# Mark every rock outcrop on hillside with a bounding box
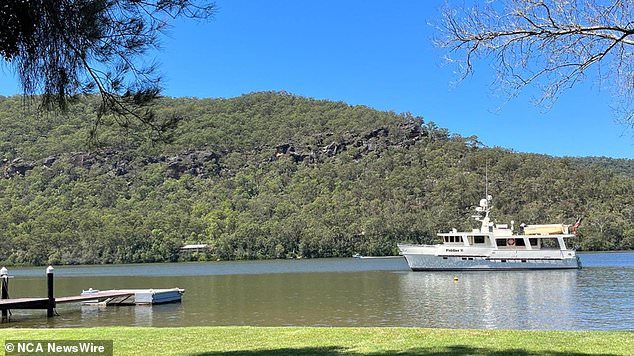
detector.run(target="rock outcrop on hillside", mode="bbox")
[1,120,428,180]
[1,158,35,178]
[272,120,427,164]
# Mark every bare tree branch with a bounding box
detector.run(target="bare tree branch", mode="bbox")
[437,0,634,128]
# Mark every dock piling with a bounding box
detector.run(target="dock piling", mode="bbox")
[46,266,55,317]
[1,267,8,320]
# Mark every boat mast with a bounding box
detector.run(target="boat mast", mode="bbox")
[485,161,489,202]
[476,161,491,233]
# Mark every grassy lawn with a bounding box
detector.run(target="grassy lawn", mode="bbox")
[1,327,632,355]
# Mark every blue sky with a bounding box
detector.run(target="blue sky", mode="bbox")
[1,0,632,158]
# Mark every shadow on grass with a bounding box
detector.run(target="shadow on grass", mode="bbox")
[193,345,617,356]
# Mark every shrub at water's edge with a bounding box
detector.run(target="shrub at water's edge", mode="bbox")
[0,92,633,265]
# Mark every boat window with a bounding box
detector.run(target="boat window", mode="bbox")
[455,236,462,243]
[530,238,539,246]
[444,237,448,243]
[541,239,560,249]
[497,239,507,247]
[515,238,526,247]
[474,236,485,244]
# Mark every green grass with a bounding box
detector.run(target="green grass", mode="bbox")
[0,327,632,355]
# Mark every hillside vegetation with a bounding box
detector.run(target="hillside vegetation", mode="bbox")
[0,92,632,265]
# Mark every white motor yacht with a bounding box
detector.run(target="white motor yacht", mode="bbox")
[398,196,581,271]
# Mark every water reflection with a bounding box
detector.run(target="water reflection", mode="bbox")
[397,271,577,329]
[1,253,633,330]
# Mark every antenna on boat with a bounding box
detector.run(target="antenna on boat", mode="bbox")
[485,160,488,202]
[473,160,493,231]
[484,160,492,204]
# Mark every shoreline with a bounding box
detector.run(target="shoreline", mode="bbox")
[3,250,633,269]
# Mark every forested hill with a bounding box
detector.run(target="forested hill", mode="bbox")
[0,92,633,266]
[571,157,634,178]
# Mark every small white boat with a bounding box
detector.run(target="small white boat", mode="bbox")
[398,195,581,271]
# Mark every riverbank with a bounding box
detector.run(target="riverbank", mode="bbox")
[1,327,632,355]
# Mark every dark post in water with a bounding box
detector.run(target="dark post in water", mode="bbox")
[47,265,55,317]
[1,266,8,320]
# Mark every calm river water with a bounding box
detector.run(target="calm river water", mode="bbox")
[1,252,633,330]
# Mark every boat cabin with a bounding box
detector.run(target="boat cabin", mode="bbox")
[437,195,576,252]
[438,231,572,251]
[440,234,489,246]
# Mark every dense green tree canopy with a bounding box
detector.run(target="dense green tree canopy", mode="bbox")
[0,92,632,265]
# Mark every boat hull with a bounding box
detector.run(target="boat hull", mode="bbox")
[402,253,580,271]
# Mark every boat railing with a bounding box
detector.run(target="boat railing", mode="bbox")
[398,243,437,249]
[496,246,566,252]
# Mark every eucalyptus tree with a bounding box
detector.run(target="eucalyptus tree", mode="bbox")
[438,0,634,127]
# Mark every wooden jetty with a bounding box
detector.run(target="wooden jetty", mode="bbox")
[1,266,184,322]
[0,291,135,309]
[1,265,60,319]
[1,297,50,310]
